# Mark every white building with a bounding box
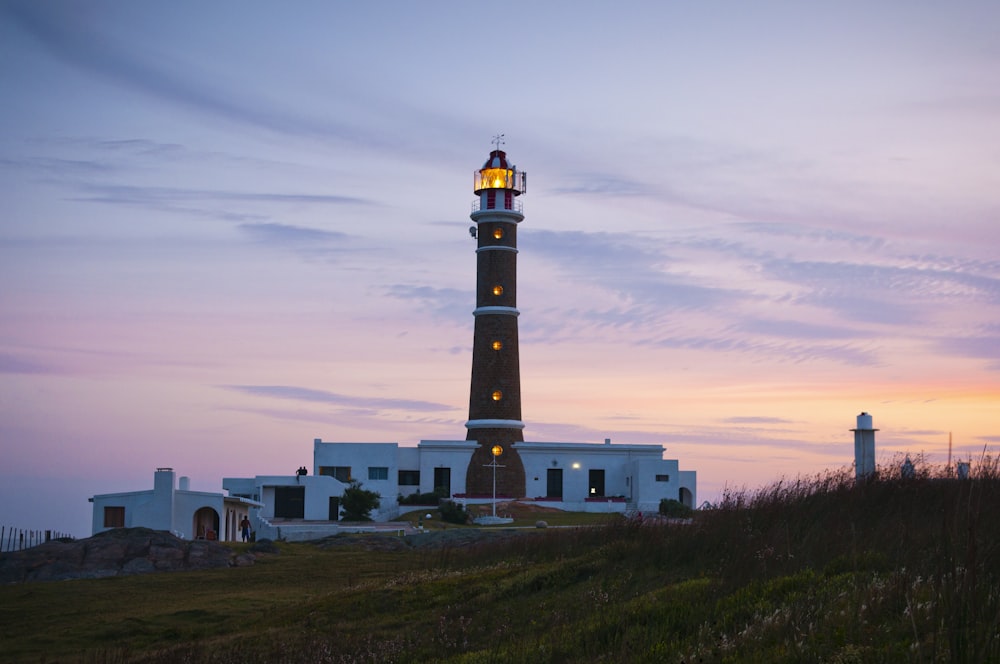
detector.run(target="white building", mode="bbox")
[89,468,260,541]
[217,436,696,540]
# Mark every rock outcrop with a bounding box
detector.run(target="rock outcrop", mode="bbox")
[0,528,256,583]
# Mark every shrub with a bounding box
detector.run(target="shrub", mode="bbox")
[659,498,694,518]
[398,492,441,506]
[339,482,381,521]
[438,500,469,525]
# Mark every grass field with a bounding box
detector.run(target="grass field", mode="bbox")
[1,458,998,663]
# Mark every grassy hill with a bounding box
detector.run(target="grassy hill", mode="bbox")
[1,459,997,663]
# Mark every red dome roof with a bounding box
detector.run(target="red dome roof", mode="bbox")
[482,150,512,169]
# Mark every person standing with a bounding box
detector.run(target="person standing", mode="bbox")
[240,516,251,542]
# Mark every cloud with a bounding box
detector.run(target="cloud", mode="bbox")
[382,285,469,323]
[637,334,881,367]
[223,385,454,413]
[72,183,370,208]
[549,173,651,197]
[60,183,372,225]
[5,3,378,147]
[932,333,1000,362]
[237,223,350,246]
[723,416,797,425]
[0,353,54,375]
[0,155,115,176]
[736,318,867,341]
[527,229,743,311]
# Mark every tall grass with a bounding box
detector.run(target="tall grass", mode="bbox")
[2,457,997,663]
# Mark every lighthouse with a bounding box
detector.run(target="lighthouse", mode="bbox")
[851,411,878,481]
[464,137,527,497]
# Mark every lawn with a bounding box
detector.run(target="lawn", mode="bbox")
[2,460,998,663]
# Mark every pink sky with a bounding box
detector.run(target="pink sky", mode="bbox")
[1,2,998,537]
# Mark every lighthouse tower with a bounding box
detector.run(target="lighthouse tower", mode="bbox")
[464,138,527,497]
[851,411,878,481]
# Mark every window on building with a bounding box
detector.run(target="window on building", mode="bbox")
[104,506,125,528]
[492,340,502,351]
[589,469,606,497]
[368,466,389,481]
[656,474,671,482]
[319,466,351,483]
[398,470,420,486]
[492,285,503,296]
[492,390,503,401]
[493,227,503,239]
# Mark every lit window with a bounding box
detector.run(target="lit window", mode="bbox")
[492,390,502,401]
[493,227,503,239]
[492,285,503,296]
[368,466,389,481]
[492,340,502,351]
[320,466,352,483]
[480,167,511,189]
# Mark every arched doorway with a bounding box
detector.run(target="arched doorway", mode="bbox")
[193,507,220,540]
[678,487,693,509]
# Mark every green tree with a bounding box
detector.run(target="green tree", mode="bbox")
[340,482,381,521]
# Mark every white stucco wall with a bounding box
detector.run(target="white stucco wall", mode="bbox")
[90,469,234,540]
[417,440,478,497]
[313,440,398,498]
[397,446,421,496]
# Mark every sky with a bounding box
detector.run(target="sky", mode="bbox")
[1,1,998,538]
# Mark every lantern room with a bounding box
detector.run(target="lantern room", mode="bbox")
[474,150,526,195]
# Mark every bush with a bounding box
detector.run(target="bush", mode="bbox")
[659,498,694,518]
[438,500,469,525]
[340,482,381,521]
[398,492,441,506]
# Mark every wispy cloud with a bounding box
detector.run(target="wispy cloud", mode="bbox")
[223,385,454,413]
[72,183,370,208]
[527,229,743,311]
[382,285,469,324]
[549,173,651,197]
[5,3,380,147]
[723,416,797,425]
[0,353,55,375]
[237,223,350,246]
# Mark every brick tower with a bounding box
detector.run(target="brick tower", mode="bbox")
[464,138,527,497]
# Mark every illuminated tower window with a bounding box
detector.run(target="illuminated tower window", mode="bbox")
[492,340,502,351]
[493,227,503,239]
[492,390,503,401]
[492,285,503,296]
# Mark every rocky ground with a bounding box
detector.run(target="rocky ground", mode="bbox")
[0,526,531,583]
[0,527,261,583]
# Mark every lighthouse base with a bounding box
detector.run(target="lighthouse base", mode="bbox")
[465,429,526,497]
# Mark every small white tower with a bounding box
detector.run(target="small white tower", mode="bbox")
[851,412,877,480]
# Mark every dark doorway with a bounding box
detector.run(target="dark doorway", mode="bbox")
[588,469,605,498]
[546,468,563,498]
[193,507,220,540]
[433,467,451,497]
[679,487,693,508]
[274,486,305,518]
[328,496,340,521]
